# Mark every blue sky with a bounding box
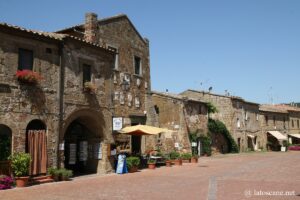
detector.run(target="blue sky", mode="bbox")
[1,0,299,104]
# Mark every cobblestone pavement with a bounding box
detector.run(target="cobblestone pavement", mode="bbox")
[1,152,299,200]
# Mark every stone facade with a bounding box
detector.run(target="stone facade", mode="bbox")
[151,91,208,153]
[58,13,151,154]
[0,22,116,174]
[181,90,262,152]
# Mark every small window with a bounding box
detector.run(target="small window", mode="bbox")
[108,46,118,69]
[273,116,276,125]
[134,56,141,75]
[18,48,33,70]
[154,105,159,115]
[256,113,259,121]
[265,116,268,125]
[292,120,294,128]
[245,111,248,121]
[237,118,240,128]
[83,64,91,84]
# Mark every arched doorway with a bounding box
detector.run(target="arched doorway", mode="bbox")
[26,120,47,175]
[63,118,102,175]
[0,125,12,175]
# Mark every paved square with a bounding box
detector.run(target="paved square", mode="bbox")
[1,152,299,200]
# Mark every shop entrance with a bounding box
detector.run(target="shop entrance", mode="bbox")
[64,120,100,175]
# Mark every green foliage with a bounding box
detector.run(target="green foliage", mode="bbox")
[9,152,31,177]
[169,151,180,160]
[207,102,218,115]
[57,168,73,178]
[189,132,198,143]
[0,135,11,161]
[47,167,57,176]
[147,159,156,164]
[181,153,192,160]
[126,156,140,169]
[199,135,212,156]
[208,119,239,153]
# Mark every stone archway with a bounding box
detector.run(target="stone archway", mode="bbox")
[26,119,48,175]
[61,109,107,175]
[0,124,12,175]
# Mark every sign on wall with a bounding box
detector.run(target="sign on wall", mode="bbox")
[113,117,123,131]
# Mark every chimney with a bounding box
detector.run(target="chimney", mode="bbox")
[84,13,98,43]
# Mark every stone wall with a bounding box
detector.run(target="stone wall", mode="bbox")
[0,31,61,167]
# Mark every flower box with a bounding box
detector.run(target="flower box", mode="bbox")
[84,82,96,94]
[15,70,42,84]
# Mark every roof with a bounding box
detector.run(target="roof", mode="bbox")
[288,133,300,139]
[274,104,300,113]
[0,23,115,53]
[259,104,289,114]
[181,89,244,101]
[267,131,287,140]
[56,14,148,44]
[151,90,207,104]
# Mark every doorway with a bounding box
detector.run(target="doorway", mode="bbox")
[26,120,47,176]
[64,120,100,175]
[0,125,12,175]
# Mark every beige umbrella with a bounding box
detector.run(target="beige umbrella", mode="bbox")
[119,125,171,136]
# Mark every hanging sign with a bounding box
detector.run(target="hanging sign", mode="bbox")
[69,143,76,165]
[116,154,128,174]
[113,117,123,131]
[192,142,197,147]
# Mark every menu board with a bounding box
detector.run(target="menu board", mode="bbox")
[79,141,88,161]
[69,143,76,165]
[94,143,102,160]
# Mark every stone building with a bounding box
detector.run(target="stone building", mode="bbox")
[0,19,119,175]
[151,91,208,154]
[259,104,300,148]
[181,89,261,152]
[57,13,151,155]
[259,105,289,151]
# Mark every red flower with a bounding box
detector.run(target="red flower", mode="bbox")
[15,70,43,84]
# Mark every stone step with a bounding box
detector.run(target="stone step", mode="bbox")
[29,175,54,185]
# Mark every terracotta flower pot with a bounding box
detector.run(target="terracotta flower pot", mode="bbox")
[15,176,29,187]
[165,160,172,167]
[191,157,198,163]
[129,166,138,173]
[148,163,156,169]
[173,159,182,166]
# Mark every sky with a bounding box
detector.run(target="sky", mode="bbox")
[0,0,299,104]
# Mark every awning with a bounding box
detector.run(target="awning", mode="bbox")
[288,133,300,139]
[247,134,255,139]
[267,131,287,140]
[119,125,171,136]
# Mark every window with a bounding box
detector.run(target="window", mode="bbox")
[265,116,268,125]
[18,48,33,70]
[273,116,276,125]
[83,64,91,84]
[256,113,259,121]
[245,111,248,121]
[108,46,118,69]
[154,105,160,115]
[292,120,294,128]
[237,118,240,128]
[134,56,141,75]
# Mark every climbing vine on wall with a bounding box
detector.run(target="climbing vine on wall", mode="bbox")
[208,118,239,153]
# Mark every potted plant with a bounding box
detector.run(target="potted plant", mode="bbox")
[126,156,140,173]
[147,159,156,169]
[47,167,57,180]
[9,152,31,187]
[181,153,192,163]
[170,151,182,166]
[84,82,96,94]
[60,168,73,181]
[0,175,14,190]
[191,154,199,163]
[15,70,43,84]
[164,154,172,167]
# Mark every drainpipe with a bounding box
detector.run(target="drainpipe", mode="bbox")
[57,41,65,168]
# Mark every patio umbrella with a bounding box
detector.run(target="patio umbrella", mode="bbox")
[119,125,171,136]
